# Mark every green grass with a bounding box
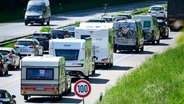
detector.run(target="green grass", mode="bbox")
[97,34,184,103]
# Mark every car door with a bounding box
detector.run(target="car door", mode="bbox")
[34,40,43,56]
[11,49,20,67]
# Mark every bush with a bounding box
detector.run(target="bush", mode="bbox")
[40,27,52,32]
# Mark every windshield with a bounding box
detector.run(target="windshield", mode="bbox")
[150,7,163,11]
[32,34,50,39]
[26,68,54,80]
[16,41,34,46]
[55,49,79,60]
[0,50,10,55]
[143,21,151,28]
[27,5,43,12]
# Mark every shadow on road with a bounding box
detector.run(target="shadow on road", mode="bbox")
[89,78,109,84]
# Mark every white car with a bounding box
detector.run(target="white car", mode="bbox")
[148,5,167,19]
[101,16,115,23]
[0,48,20,70]
[14,39,43,57]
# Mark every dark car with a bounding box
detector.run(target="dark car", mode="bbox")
[32,32,52,50]
[63,26,76,37]
[158,19,169,38]
[0,89,16,104]
[0,53,8,76]
[50,28,70,39]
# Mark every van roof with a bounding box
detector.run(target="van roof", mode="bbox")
[50,38,85,43]
[79,23,114,29]
[21,56,64,66]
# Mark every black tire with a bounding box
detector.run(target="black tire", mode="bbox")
[58,94,62,99]
[41,22,44,26]
[5,70,8,75]
[84,75,89,80]
[24,96,28,100]
[68,86,71,93]
[0,71,3,76]
[47,19,50,25]
[25,22,28,26]
[8,65,15,70]
[92,69,95,75]
[152,40,155,45]
[141,46,144,52]
[31,23,33,26]
[135,48,139,53]
[156,39,160,44]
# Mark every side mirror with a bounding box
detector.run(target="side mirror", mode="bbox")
[12,95,16,98]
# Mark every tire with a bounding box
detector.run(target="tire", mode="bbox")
[41,22,44,26]
[68,85,71,93]
[31,23,33,26]
[135,48,139,53]
[92,69,95,75]
[0,71,3,76]
[25,22,28,26]
[152,40,155,45]
[156,39,160,44]
[58,94,62,99]
[5,70,8,75]
[47,19,50,25]
[141,46,144,52]
[84,75,89,80]
[8,65,15,70]
[24,96,28,100]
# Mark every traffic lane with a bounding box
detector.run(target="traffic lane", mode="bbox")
[0,31,178,104]
[0,1,166,41]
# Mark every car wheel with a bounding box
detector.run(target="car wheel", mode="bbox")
[157,39,160,44]
[141,46,144,52]
[25,22,28,26]
[8,65,15,70]
[135,48,139,53]
[24,95,28,100]
[0,71,3,76]
[84,75,89,80]
[47,19,50,25]
[58,94,62,99]
[5,70,8,75]
[41,22,44,26]
[152,40,155,45]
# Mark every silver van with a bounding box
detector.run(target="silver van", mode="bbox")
[24,0,51,26]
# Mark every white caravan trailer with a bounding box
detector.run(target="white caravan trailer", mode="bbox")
[21,56,71,100]
[75,23,114,68]
[49,38,94,80]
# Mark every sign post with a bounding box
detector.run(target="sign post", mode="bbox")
[74,79,91,104]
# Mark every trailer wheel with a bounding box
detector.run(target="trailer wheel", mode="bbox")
[0,72,3,76]
[156,39,160,44]
[84,75,89,80]
[24,96,28,100]
[5,70,8,75]
[58,94,62,99]
[141,46,144,52]
[152,41,155,45]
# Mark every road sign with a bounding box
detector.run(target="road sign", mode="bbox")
[74,79,91,98]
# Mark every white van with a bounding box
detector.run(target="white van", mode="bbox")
[75,23,114,68]
[21,56,71,100]
[49,38,94,80]
[133,15,160,44]
[114,19,144,53]
[24,0,51,26]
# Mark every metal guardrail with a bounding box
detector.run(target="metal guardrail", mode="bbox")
[0,35,31,47]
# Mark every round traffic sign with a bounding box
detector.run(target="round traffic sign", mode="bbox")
[74,79,91,98]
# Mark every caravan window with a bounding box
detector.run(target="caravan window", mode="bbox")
[26,68,54,80]
[81,35,90,39]
[55,49,79,60]
[143,21,151,28]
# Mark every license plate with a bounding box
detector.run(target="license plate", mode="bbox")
[35,87,44,91]
[20,49,28,52]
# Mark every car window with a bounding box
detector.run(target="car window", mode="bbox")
[51,30,66,39]
[34,40,39,45]
[143,21,151,28]
[5,91,11,98]
[151,7,163,11]
[11,49,15,54]
[16,41,34,46]
[0,54,3,59]
[0,92,5,98]
[0,50,10,55]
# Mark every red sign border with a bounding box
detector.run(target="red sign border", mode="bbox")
[74,79,91,98]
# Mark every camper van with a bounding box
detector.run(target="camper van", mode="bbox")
[49,38,95,80]
[113,19,144,53]
[75,23,114,68]
[21,56,71,100]
[24,0,51,26]
[133,15,160,44]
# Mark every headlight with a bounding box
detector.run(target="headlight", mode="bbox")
[24,15,27,19]
[39,16,43,19]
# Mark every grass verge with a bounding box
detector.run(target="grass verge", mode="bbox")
[97,32,184,104]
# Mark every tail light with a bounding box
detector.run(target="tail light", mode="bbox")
[152,30,154,38]
[9,54,14,59]
[45,40,49,42]
[101,58,108,62]
[29,46,35,49]
[14,45,19,49]
[136,37,138,45]
[0,60,2,64]
[45,87,58,91]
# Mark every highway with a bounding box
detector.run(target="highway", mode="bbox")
[0,1,176,104]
